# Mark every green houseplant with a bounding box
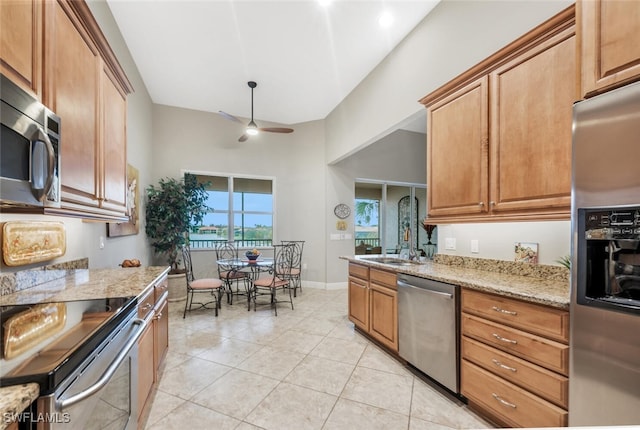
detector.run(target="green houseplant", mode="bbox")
[145,173,209,274]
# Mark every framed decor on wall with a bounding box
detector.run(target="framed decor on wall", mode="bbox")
[107,164,140,237]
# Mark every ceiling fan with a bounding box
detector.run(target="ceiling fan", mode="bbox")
[218,81,294,142]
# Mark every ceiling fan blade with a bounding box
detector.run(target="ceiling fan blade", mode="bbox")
[218,111,244,124]
[238,133,249,142]
[259,127,294,134]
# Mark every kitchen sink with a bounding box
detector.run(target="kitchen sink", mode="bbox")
[361,257,422,266]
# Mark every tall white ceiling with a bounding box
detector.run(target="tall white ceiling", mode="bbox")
[106,0,439,126]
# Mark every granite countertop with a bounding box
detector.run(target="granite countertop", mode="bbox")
[0,266,171,427]
[341,255,569,309]
[0,266,170,306]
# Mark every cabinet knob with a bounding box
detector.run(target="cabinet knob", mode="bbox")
[479,202,484,207]
[490,201,496,206]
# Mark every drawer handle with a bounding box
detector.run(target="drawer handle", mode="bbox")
[492,393,517,408]
[141,303,153,312]
[492,358,517,372]
[492,333,517,344]
[492,306,517,316]
[155,312,163,320]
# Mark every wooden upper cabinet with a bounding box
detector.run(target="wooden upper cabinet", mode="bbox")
[421,6,575,223]
[580,0,640,97]
[489,27,575,214]
[101,66,128,213]
[427,77,489,218]
[42,0,133,220]
[47,0,101,209]
[0,0,42,97]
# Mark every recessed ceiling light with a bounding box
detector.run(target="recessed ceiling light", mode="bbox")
[378,11,393,28]
[318,0,333,7]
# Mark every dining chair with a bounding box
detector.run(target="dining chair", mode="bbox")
[215,241,249,305]
[250,243,294,316]
[355,242,367,255]
[281,240,305,297]
[181,245,224,318]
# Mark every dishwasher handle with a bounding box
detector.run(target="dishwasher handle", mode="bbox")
[397,280,453,299]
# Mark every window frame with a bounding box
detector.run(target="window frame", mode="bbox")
[183,170,277,250]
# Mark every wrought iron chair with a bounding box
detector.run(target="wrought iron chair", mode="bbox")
[182,245,224,318]
[250,243,294,316]
[281,240,305,297]
[215,241,249,304]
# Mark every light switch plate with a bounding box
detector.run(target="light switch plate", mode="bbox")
[471,239,479,253]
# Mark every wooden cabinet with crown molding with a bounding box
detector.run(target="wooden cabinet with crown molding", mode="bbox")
[421,6,575,223]
[43,0,133,220]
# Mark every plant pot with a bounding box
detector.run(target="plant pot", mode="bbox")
[167,272,187,302]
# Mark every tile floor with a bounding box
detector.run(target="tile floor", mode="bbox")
[143,286,494,430]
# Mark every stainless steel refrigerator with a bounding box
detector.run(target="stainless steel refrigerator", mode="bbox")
[571,80,640,426]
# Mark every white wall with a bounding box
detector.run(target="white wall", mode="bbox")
[437,221,571,265]
[150,104,327,281]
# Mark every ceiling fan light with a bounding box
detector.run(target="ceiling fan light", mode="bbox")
[246,120,259,135]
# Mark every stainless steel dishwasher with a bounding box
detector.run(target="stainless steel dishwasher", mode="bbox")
[397,273,459,393]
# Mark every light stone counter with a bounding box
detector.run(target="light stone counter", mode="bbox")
[0,266,170,306]
[341,255,569,309]
[0,383,39,430]
[0,266,171,426]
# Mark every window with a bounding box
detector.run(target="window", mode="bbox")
[188,173,274,249]
[354,198,380,248]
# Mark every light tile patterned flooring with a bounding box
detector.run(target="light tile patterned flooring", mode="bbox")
[143,287,494,430]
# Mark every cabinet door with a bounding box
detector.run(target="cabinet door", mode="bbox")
[369,283,398,351]
[427,76,489,217]
[348,276,369,331]
[490,27,575,215]
[100,66,127,213]
[137,322,154,421]
[0,0,41,96]
[154,297,169,378]
[580,0,640,97]
[46,1,100,208]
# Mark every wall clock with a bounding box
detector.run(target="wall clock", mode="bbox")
[334,203,351,219]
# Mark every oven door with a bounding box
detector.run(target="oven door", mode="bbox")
[35,314,146,430]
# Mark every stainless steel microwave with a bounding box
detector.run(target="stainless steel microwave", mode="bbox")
[0,74,61,208]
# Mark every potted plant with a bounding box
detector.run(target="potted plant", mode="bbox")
[145,173,209,301]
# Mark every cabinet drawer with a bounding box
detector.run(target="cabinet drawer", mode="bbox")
[462,336,568,408]
[462,313,568,375]
[138,288,155,320]
[349,263,369,280]
[462,360,567,428]
[154,277,168,302]
[462,289,569,343]
[370,268,396,290]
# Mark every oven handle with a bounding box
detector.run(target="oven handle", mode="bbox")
[56,318,147,411]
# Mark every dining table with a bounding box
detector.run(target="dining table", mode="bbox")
[216,257,274,310]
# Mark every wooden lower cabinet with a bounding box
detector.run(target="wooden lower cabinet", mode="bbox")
[347,263,398,353]
[461,288,569,427]
[137,275,169,427]
[137,319,155,422]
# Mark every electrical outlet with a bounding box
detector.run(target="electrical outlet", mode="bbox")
[471,239,479,253]
[445,237,456,250]
[99,236,105,250]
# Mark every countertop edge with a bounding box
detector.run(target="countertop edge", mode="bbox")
[341,256,569,310]
[0,383,39,430]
